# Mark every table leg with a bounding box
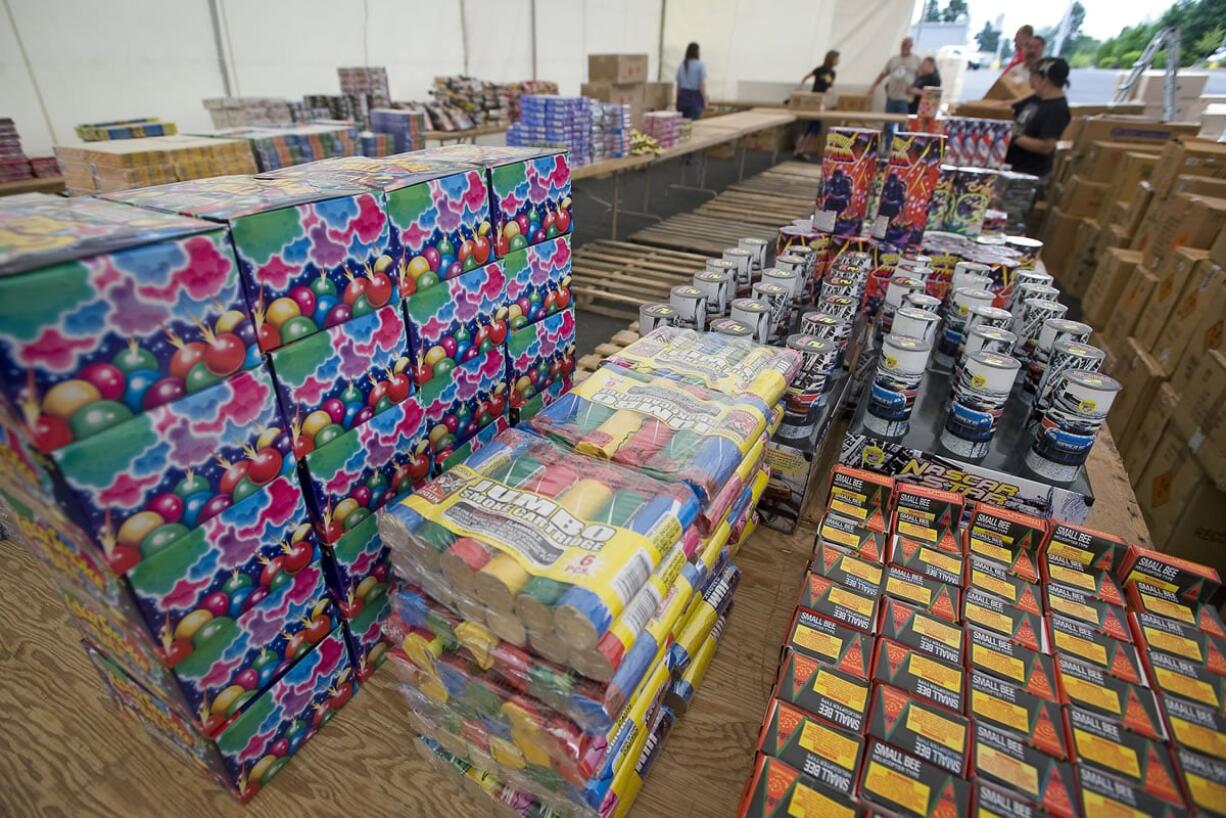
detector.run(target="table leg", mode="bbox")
[737,142,747,181]
[610,173,621,240]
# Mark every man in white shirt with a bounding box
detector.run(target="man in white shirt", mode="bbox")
[870,37,921,142]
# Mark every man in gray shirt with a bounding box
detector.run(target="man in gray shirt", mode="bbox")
[870,37,920,142]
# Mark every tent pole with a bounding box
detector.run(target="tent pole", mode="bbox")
[530,0,538,80]
[657,0,667,81]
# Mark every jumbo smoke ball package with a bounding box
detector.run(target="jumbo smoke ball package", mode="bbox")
[814,128,879,238]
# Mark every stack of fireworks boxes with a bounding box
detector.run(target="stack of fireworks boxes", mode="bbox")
[0,144,573,801]
[376,327,799,817]
[739,463,1226,818]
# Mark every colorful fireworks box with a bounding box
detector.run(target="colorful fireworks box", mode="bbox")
[1048,614,1144,684]
[858,738,969,818]
[1053,653,1166,739]
[771,648,872,733]
[737,753,865,818]
[814,128,879,238]
[940,117,1013,169]
[883,565,961,625]
[965,555,1043,615]
[1064,706,1184,807]
[870,132,944,248]
[871,637,964,712]
[969,722,1077,818]
[1125,580,1226,638]
[756,697,865,797]
[784,606,874,682]
[966,503,1046,582]
[810,541,885,598]
[877,595,963,666]
[962,588,1045,651]
[506,307,576,423]
[1078,765,1188,818]
[826,466,893,532]
[1117,545,1222,606]
[965,625,1057,701]
[967,668,1067,759]
[867,683,969,776]
[892,484,962,556]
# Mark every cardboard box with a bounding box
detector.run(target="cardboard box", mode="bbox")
[1070,118,1198,156]
[643,81,674,112]
[587,53,648,85]
[828,465,893,531]
[1171,172,1226,200]
[581,81,646,127]
[1038,206,1080,282]
[965,504,1045,579]
[1061,175,1109,217]
[883,565,961,625]
[772,648,872,733]
[1082,141,1161,184]
[967,669,1067,759]
[1107,337,1167,453]
[1082,248,1142,328]
[1137,426,1226,561]
[1147,648,1226,713]
[890,537,962,587]
[1144,193,1226,273]
[1121,181,1154,240]
[868,684,970,776]
[970,722,1077,818]
[1125,383,1178,480]
[1169,274,1226,395]
[859,739,970,818]
[788,91,827,112]
[966,554,1043,614]
[1152,256,1224,375]
[1172,349,1226,490]
[1053,653,1168,740]
[833,93,870,112]
[984,63,1035,101]
[1099,150,1159,210]
[1047,613,1145,684]
[1104,265,1158,355]
[1135,247,1212,348]
[1066,217,1102,297]
[1150,138,1226,198]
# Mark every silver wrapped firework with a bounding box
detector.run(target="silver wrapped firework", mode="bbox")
[780,334,840,436]
[1025,318,1092,394]
[1026,370,1121,482]
[639,302,680,335]
[751,280,792,344]
[1032,339,1105,418]
[729,297,772,344]
[865,334,931,437]
[669,284,708,331]
[941,350,1020,459]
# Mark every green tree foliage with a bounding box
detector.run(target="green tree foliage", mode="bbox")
[1080,0,1226,68]
[976,22,1001,52]
[923,0,941,23]
[942,0,969,23]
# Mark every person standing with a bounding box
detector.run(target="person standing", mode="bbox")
[676,42,707,120]
[870,37,921,143]
[1004,25,1034,72]
[1006,57,1072,179]
[793,50,840,159]
[908,56,942,114]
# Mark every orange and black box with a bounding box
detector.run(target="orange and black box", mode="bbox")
[965,554,1043,616]
[785,607,874,682]
[1064,706,1185,808]
[1044,582,1132,641]
[1046,613,1144,684]
[1144,647,1226,717]
[1041,551,1125,607]
[967,668,1067,759]
[969,721,1079,818]
[858,738,969,818]
[1077,765,1190,818]
[1041,521,1128,572]
[737,753,866,818]
[1117,545,1222,607]
[871,637,964,712]
[965,503,1045,582]
[1053,653,1167,741]
[883,565,961,624]
[827,465,894,532]
[971,779,1051,818]
[892,484,963,555]
[962,587,1045,652]
[867,683,969,777]
[773,647,872,733]
[1162,694,1226,760]
[811,540,885,597]
[889,536,962,587]
[965,625,1058,700]
[797,571,879,634]
[756,697,866,798]
[1175,746,1226,817]
[1126,580,1226,638]
[1131,610,1226,678]
[878,596,963,667]
[818,512,888,564]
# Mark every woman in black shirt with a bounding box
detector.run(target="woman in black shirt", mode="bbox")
[794,50,839,159]
[1005,57,1072,178]
[908,56,942,114]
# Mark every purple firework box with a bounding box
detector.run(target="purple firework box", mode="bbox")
[107,176,395,353]
[419,145,572,258]
[85,625,355,801]
[502,234,574,328]
[506,306,576,422]
[267,301,413,453]
[320,509,392,681]
[418,345,509,467]
[404,259,508,389]
[266,154,493,295]
[0,194,259,456]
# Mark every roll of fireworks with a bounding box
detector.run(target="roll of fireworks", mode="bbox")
[781,334,839,434]
[665,609,729,715]
[941,350,1020,459]
[669,285,709,331]
[945,167,997,236]
[1026,370,1121,482]
[950,261,992,300]
[638,303,680,335]
[762,265,802,305]
[738,237,768,271]
[936,287,994,363]
[708,317,756,340]
[800,310,852,362]
[892,305,940,346]
[789,245,818,299]
[865,334,931,437]
[1004,236,1043,268]
[815,127,880,236]
[1014,298,1067,359]
[1024,318,1092,394]
[982,209,1008,236]
[820,293,859,330]
[1032,338,1105,418]
[1007,283,1059,323]
[962,325,1017,361]
[751,281,793,344]
[1007,270,1054,310]
[692,270,730,318]
[729,298,772,345]
[880,275,924,334]
[871,131,946,247]
[962,304,1013,350]
[821,274,859,301]
[722,248,754,289]
[904,292,941,313]
[927,165,957,231]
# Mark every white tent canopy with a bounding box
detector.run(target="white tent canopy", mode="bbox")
[2,0,917,155]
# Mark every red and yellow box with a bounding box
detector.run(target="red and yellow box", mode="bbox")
[965,626,1058,700]
[858,738,969,818]
[1117,545,1221,606]
[1047,613,1144,684]
[971,779,1050,818]
[1126,580,1226,638]
[878,596,963,667]
[810,541,885,597]
[867,684,969,777]
[827,466,893,532]
[889,536,962,587]
[966,504,1045,582]
[797,571,879,634]
[1041,552,1125,607]
[969,721,1078,818]
[965,555,1043,615]
[872,638,964,713]
[968,668,1067,759]
[1042,521,1128,573]
[1054,653,1168,741]
[773,648,872,733]
[756,698,865,798]
[1163,694,1226,760]
[1064,706,1185,808]
[1145,648,1226,716]
[892,484,962,555]
[1078,765,1188,818]
[818,513,888,564]
[737,753,865,818]
[785,607,874,682]
[1175,746,1226,817]
[883,565,961,624]
[1131,610,1226,677]
[962,588,1045,652]
[1044,582,1132,642]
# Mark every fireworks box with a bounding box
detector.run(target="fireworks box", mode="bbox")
[404,259,507,390]
[870,132,945,248]
[501,235,573,330]
[1078,765,1189,818]
[966,626,1058,700]
[966,504,1045,582]
[1125,580,1226,638]
[969,722,1078,818]
[1053,654,1167,740]
[1177,746,1226,816]
[810,541,885,597]
[785,607,874,682]
[737,753,865,818]
[815,128,880,238]
[1163,694,1226,760]
[1064,706,1184,807]
[965,555,1043,615]
[891,484,962,555]
[817,513,888,564]
[1117,545,1223,606]
[968,669,1068,759]
[1131,611,1226,677]
[1040,552,1126,607]
[858,738,969,818]
[1145,648,1226,715]
[1044,582,1131,642]
[883,565,961,624]
[871,638,963,712]
[107,176,393,353]
[505,306,575,423]
[867,684,969,777]
[963,588,1045,652]
[827,465,893,532]
[797,570,879,634]
[1048,614,1144,684]
[877,596,963,667]
[889,536,962,587]
[772,647,872,733]
[321,512,391,678]
[971,780,1053,818]
[756,697,866,797]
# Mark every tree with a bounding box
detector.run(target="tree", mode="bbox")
[976,22,1001,52]
[923,0,941,23]
[941,0,968,23]
[1093,0,1226,68]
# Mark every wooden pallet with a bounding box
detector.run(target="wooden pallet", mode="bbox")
[729,171,818,201]
[570,241,708,322]
[764,160,825,180]
[630,212,781,256]
[694,189,813,226]
[574,322,640,385]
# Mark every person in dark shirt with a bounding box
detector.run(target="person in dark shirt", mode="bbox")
[794,50,839,159]
[1005,57,1072,178]
[908,56,942,114]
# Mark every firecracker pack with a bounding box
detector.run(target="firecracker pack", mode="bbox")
[867,683,969,776]
[883,565,961,625]
[1044,582,1131,642]
[772,648,872,733]
[872,637,963,712]
[815,128,880,238]
[1041,552,1125,607]
[1117,545,1222,606]
[1176,746,1226,816]
[1146,648,1226,716]
[757,698,865,797]
[505,306,575,423]
[889,536,962,587]
[1047,613,1144,684]
[965,626,1058,701]
[1053,654,1167,741]
[965,554,1043,615]
[818,513,888,564]
[870,132,945,248]
[737,753,865,818]
[968,669,1067,759]
[810,541,885,597]
[826,465,893,532]
[785,607,874,682]
[970,779,1053,818]
[963,588,1045,652]
[322,511,392,679]
[1163,693,1226,760]
[1126,580,1226,638]
[858,738,969,818]
[1077,765,1189,818]
[877,596,963,667]
[891,484,963,555]
[969,721,1078,818]
[966,503,1045,582]
[669,562,739,676]
[402,258,508,388]
[1131,611,1226,677]
[1041,521,1128,574]
[797,571,879,634]
[1064,706,1184,806]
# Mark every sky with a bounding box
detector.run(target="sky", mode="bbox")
[914,0,1174,42]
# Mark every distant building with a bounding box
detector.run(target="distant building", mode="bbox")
[910,20,969,54]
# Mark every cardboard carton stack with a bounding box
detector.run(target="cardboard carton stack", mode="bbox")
[581,54,672,129]
[54,135,259,195]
